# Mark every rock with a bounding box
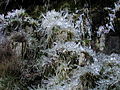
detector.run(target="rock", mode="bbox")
[105,36,120,54]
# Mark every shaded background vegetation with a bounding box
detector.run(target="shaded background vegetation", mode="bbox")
[0,0,116,13]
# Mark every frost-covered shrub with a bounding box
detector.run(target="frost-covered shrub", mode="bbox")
[39,9,93,49]
[0,1,120,89]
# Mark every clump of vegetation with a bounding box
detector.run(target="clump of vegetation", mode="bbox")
[0,0,120,89]
[80,72,100,89]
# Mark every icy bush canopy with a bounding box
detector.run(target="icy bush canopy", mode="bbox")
[34,53,120,90]
[31,1,120,90]
[41,10,74,30]
[39,9,93,51]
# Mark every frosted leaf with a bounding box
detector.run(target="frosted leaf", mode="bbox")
[0,14,5,21]
[5,9,25,18]
[114,0,120,11]
[41,10,74,31]
[97,26,105,36]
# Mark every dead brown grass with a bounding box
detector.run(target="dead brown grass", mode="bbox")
[0,37,21,77]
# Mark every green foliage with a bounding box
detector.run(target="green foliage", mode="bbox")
[0,76,27,90]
